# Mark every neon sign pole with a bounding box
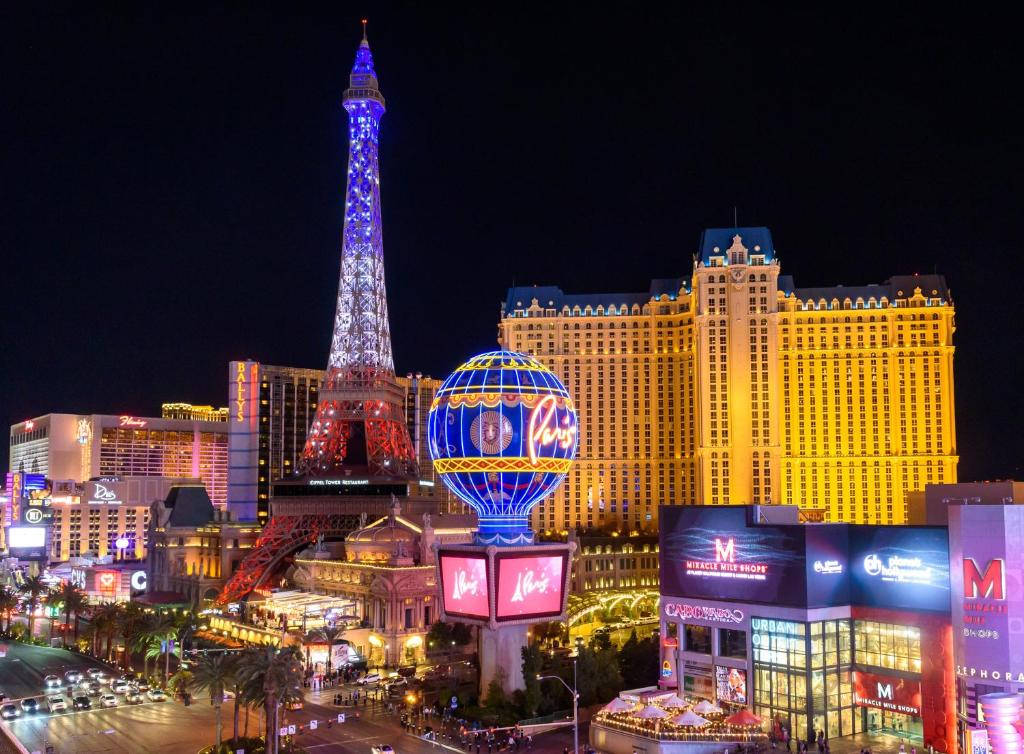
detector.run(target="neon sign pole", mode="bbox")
[430,350,578,696]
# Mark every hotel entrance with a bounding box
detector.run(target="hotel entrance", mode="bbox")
[863,708,923,743]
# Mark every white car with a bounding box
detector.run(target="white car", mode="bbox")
[371,746,394,754]
[64,670,83,684]
[47,696,67,713]
[147,689,167,702]
[100,693,118,708]
[357,673,381,686]
[111,680,131,694]
[43,675,62,688]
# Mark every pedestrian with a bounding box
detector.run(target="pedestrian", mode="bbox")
[899,743,906,754]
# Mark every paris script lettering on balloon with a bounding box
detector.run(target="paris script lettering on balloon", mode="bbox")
[452,568,481,601]
[510,569,550,602]
[527,395,577,465]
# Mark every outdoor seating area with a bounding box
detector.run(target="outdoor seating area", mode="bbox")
[592,689,768,754]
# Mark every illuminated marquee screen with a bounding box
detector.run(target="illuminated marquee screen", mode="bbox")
[438,552,490,620]
[849,526,950,612]
[494,551,568,622]
[852,670,922,716]
[660,507,808,606]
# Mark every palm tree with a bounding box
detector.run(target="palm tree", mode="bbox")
[133,612,172,682]
[89,603,121,661]
[18,575,48,639]
[0,586,18,634]
[236,645,303,754]
[52,581,88,647]
[315,624,344,675]
[190,653,233,748]
[117,602,144,668]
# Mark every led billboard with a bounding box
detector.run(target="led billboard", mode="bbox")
[849,526,950,612]
[8,526,45,548]
[660,506,808,606]
[852,670,922,716]
[494,551,568,622]
[438,552,490,620]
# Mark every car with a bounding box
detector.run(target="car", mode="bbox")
[371,745,394,754]
[135,680,150,693]
[357,673,380,686]
[111,680,131,694]
[43,674,62,688]
[20,698,39,714]
[146,689,167,702]
[47,696,67,713]
[286,698,303,710]
[86,682,103,697]
[86,668,103,679]
[124,691,143,704]
[64,670,83,684]
[100,693,118,708]
[72,696,91,710]
[0,704,20,720]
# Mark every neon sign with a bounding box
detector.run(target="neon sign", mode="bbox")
[88,482,122,505]
[685,536,768,581]
[964,558,1005,600]
[235,362,246,421]
[452,568,482,600]
[527,395,577,465]
[119,416,147,428]
[24,420,34,431]
[495,553,566,621]
[510,567,551,602]
[664,602,744,624]
[862,553,935,586]
[131,571,147,591]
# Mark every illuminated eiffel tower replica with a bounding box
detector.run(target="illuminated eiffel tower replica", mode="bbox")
[219,23,432,606]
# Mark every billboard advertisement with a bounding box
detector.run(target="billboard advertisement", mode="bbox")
[949,505,1024,683]
[806,525,850,607]
[715,665,748,705]
[849,526,950,612]
[438,552,490,620]
[7,525,48,559]
[660,506,809,606]
[495,551,568,622]
[852,670,922,716]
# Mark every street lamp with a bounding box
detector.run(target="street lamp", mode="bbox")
[538,659,579,754]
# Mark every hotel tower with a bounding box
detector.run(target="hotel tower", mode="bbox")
[500,227,956,530]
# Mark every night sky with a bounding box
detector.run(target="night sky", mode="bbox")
[2,6,1020,480]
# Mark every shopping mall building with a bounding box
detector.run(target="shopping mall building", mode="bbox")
[658,503,1023,754]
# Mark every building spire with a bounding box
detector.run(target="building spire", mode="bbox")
[361,17,368,44]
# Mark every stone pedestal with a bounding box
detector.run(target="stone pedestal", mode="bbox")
[479,623,528,696]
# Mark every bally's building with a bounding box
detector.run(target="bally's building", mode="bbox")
[500,227,956,531]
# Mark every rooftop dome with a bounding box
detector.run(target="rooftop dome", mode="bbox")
[346,522,415,545]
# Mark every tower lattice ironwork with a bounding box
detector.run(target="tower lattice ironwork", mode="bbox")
[298,23,418,480]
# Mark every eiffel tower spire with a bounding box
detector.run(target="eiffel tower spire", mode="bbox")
[298,23,418,479]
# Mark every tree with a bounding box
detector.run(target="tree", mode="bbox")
[452,622,472,645]
[117,602,145,667]
[133,612,172,681]
[18,575,48,639]
[89,603,121,661]
[52,581,88,648]
[169,668,194,697]
[520,644,543,718]
[236,645,303,754]
[574,646,622,707]
[427,620,454,649]
[191,652,232,748]
[0,586,18,634]
[617,631,659,690]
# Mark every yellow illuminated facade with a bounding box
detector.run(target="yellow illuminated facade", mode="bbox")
[162,403,229,422]
[499,227,956,530]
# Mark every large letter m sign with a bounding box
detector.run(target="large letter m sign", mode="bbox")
[963,558,1005,600]
[714,538,735,563]
[877,683,894,700]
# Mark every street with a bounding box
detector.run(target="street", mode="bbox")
[3,649,581,754]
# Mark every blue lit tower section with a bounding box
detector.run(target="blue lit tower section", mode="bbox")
[298,22,418,479]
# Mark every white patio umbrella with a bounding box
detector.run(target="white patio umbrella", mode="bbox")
[602,697,637,713]
[635,705,669,719]
[671,711,711,727]
[660,694,688,709]
[693,699,723,715]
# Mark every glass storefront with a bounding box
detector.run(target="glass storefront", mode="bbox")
[752,617,856,743]
[852,619,924,743]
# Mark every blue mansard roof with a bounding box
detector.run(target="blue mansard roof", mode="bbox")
[782,273,950,304]
[700,227,775,264]
[504,277,691,315]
